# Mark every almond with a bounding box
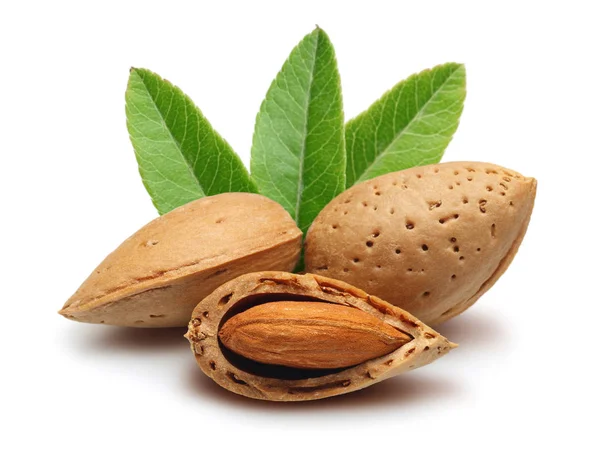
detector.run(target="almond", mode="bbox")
[304,161,536,325]
[59,193,302,327]
[218,301,412,369]
[185,271,456,402]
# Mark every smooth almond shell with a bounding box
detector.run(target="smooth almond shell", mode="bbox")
[305,161,537,325]
[60,193,302,327]
[185,271,456,402]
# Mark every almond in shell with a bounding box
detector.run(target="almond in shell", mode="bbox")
[185,271,456,401]
[60,193,302,327]
[305,161,537,325]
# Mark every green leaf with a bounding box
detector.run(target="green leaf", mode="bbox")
[126,68,257,215]
[250,28,345,234]
[345,63,466,186]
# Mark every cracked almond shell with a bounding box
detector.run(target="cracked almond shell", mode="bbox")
[305,161,537,326]
[185,271,456,402]
[60,193,302,327]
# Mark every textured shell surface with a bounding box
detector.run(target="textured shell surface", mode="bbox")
[60,193,302,327]
[185,271,456,402]
[304,161,537,325]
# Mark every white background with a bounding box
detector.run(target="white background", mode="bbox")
[2,1,598,456]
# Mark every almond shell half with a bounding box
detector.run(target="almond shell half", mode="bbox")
[185,271,456,402]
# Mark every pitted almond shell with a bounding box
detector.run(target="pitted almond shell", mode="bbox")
[305,161,536,325]
[185,271,456,402]
[60,193,302,327]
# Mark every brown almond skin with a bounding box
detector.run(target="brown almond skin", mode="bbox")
[218,301,412,369]
[60,193,302,327]
[305,161,537,326]
[185,271,456,402]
